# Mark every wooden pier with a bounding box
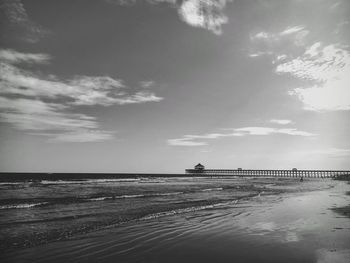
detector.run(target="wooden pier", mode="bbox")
[185,164,350,178]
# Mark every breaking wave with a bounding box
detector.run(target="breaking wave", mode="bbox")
[0,202,49,210]
[201,187,223,192]
[1,188,226,209]
[141,200,239,220]
[87,192,183,201]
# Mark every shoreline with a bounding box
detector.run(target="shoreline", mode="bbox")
[3,181,350,263]
[4,178,346,258]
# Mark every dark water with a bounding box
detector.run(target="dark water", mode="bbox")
[0,176,264,250]
[1,177,349,262]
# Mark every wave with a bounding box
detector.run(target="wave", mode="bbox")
[200,187,223,192]
[0,192,184,208]
[0,187,229,209]
[115,194,145,199]
[152,192,183,196]
[87,192,183,202]
[40,180,87,185]
[40,178,141,185]
[87,197,113,201]
[137,180,166,184]
[0,202,48,210]
[1,188,226,209]
[141,200,239,220]
[87,194,144,201]
[0,182,23,185]
[85,179,141,183]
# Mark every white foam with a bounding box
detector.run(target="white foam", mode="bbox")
[40,178,141,185]
[87,192,184,202]
[41,180,83,185]
[141,200,238,220]
[201,187,223,192]
[115,194,145,199]
[153,192,183,196]
[87,197,113,201]
[85,179,141,183]
[0,202,48,210]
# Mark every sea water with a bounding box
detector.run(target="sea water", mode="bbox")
[1,176,349,263]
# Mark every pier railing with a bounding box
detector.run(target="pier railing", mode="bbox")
[185,169,350,178]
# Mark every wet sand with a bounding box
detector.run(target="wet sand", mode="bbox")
[2,179,350,263]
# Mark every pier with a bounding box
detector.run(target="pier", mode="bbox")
[186,164,350,178]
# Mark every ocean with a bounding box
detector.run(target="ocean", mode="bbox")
[1,176,349,262]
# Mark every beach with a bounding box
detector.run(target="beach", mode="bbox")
[1,0,349,262]
[1,177,350,263]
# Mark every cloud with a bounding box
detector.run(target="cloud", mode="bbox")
[276,43,350,111]
[330,2,342,10]
[252,31,270,40]
[50,130,114,143]
[139,80,155,88]
[107,0,233,35]
[0,97,112,142]
[112,91,163,105]
[276,43,346,82]
[249,51,273,57]
[280,26,306,36]
[1,0,49,43]
[270,119,293,125]
[0,58,163,107]
[167,138,208,146]
[105,0,138,6]
[234,127,315,136]
[0,49,163,142]
[0,98,96,131]
[249,25,310,57]
[251,26,309,46]
[334,21,349,35]
[249,24,350,111]
[0,49,51,64]
[168,125,315,146]
[178,0,232,35]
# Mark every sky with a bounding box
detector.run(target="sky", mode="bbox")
[0,0,349,173]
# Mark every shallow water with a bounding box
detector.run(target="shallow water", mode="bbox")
[1,177,349,262]
[0,176,267,250]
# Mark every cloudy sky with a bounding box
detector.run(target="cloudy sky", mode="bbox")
[0,0,349,173]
